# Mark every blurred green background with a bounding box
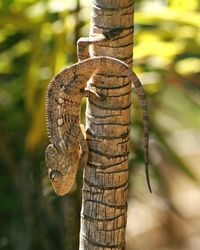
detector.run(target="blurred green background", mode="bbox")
[0,0,200,249]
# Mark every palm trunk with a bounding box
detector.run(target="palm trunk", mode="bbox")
[80,0,134,249]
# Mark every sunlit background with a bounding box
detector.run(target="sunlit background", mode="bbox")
[0,0,200,249]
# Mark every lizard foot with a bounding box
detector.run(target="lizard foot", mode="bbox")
[81,88,106,101]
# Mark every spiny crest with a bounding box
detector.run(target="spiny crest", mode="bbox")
[45,81,54,142]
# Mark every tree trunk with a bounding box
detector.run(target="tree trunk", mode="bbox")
[80,0,134,249]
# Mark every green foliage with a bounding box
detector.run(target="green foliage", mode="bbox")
[0,0,199,249]
[130,2,200,191]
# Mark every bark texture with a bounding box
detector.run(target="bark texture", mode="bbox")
[80,0,134,249]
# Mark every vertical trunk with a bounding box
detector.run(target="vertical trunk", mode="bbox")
[80,0,134,249]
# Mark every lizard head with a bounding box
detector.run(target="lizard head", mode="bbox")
[45,144,80,196]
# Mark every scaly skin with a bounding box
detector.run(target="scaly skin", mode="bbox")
[45,56,150,196]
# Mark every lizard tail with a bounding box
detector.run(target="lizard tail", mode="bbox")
[128,70,152,193]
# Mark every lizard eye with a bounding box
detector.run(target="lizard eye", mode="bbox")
[48,169,62,182]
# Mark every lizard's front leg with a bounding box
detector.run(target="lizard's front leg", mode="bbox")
[79,124,89,169]
[81,88,106,101]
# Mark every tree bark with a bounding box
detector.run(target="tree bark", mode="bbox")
[80,0,134,249]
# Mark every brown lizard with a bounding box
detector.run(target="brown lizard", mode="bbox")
[78,34,152,192]
[45,55,151,196]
